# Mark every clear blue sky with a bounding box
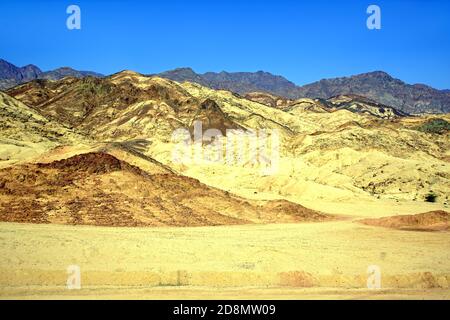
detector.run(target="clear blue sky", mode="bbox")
[1,0,449,89]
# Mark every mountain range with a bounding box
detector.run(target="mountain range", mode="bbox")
[157,68,450,114]
[0,59,103,90]
[1,58,449,114]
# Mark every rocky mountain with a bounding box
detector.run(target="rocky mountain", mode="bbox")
[295,71,450,114]
[157,67,299,98]
[1,77,334,227]
[40,67,103,81]
[5,71,242,139]
[158,68,450,114]
[0,59,103,90]
[0,59,42,82]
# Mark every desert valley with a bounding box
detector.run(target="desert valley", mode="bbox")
[0,59,449,299]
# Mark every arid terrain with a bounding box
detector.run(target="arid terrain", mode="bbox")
[0,70,449,299]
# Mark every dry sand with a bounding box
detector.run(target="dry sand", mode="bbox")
[1,199,449,299]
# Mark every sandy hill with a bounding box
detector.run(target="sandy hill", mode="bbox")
[0,152,331,227]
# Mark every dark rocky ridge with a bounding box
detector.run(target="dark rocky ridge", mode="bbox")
[158,68,450,114]
[295,71,450,114]
[0,59,103,90]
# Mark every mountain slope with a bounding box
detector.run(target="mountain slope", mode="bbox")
[0,91,86,167]
[245,92,408,119]
[165,83,448,205]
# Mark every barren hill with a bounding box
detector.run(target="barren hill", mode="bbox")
[0,152,331,227]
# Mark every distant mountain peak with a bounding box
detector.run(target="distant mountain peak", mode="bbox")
[0,58,103,90]
[54,66,75,71]
[165,67,196,74]
[0,59,42,83]
[22,63,40,69]
[156,67,203,84]
[296,71,449,114]
[364,70,392,77]
[0,58,11,66]
[158,67,298,98]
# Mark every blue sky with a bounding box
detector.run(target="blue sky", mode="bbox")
[1,0,449,89]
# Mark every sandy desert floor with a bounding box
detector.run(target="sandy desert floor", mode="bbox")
[0,199,449,300]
